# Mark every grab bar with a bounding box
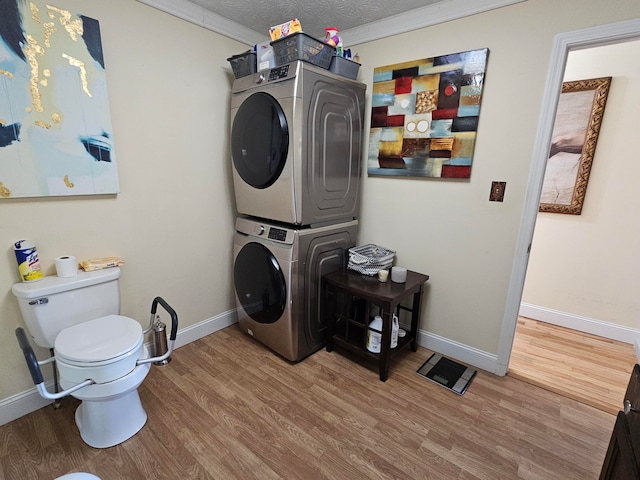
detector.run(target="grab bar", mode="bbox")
[15,328,94,400]
[137,296,179,366]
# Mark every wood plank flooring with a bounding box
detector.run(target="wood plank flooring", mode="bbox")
[0,324,617,480]
[509,316,637,415]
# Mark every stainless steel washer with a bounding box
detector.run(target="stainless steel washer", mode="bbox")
[230,61,366,226]
[233,216,358,361]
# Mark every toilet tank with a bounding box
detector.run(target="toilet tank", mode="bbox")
[12,267,122,349]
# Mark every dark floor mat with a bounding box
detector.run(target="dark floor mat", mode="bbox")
[417,353,476,395]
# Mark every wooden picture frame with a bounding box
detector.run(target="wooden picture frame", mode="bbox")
[539,76,611,214]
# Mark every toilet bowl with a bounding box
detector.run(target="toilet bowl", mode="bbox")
[12,268,179,449]
[51,313,151,448]
[56,473,101,480]
[61,354,151,448]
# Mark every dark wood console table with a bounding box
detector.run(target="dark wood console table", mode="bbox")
[323,268,429,381]
[600,364,640,479]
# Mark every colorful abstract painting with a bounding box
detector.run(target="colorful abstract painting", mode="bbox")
[368,48,489,178]
[0,1,119,198]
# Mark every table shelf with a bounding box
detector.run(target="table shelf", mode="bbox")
[323,269,429,381]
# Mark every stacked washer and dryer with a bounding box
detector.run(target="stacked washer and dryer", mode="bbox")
[230,60,366,362]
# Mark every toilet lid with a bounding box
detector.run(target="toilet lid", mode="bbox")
[55,315,143,366]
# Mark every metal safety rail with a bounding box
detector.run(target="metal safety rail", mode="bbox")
[15,296,179,400]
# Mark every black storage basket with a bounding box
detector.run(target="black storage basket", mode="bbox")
[270,32,335,69]
[227,51,257,78]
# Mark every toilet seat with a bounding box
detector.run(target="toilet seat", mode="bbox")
[55,315,144,384]
[60,349,151,400]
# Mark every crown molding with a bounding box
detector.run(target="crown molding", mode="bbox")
[136,0,265,45]
[343,0,526,45]
[137,0,526,47]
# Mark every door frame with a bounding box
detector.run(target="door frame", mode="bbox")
[495,18,640,376]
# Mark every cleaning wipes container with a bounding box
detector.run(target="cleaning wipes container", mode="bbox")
[13,240,43,282]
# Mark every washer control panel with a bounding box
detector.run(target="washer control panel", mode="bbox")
[268,227,287,241]
[235,216,294,246]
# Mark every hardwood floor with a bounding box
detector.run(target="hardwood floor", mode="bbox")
[509,317,637,415]
[0,324,617,480]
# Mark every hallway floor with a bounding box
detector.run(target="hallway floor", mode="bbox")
[509,316,637,415]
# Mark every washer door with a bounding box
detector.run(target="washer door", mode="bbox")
[234,242,286,324]
[231,92,289,189]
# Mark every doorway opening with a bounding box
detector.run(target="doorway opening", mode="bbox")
[497,19,640,412]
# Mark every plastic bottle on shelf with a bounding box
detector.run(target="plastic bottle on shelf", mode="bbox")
[366,315,382,353]
[324,27,343,57]
[391,314,399,348]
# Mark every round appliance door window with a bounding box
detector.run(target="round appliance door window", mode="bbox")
[231,92,289,189]
[234,242,286,324]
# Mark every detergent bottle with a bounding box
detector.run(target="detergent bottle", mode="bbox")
[366,315,382,353]
[391,313,399,348]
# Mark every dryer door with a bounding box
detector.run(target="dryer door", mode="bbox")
[234,242,286,324]
[231,92,289,189]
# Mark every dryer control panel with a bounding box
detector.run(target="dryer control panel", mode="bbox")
[268,65,291,82]
[232,62,298,93]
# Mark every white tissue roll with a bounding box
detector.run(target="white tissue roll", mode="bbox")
[391,266,407,283]
[55,256,78,278]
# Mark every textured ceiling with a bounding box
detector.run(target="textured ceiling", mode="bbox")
[138,0,526,46]
[185,0,448,40]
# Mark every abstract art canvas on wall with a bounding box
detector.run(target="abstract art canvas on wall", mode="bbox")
[368,48,489,179]
[0,1,119,198]
[539,77,611,215]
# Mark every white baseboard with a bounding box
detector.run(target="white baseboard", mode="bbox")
[519,303,640,346]
[173,308,238,349]
[416,329,499,374]
[0,309,238,426]
[0,383,55,426]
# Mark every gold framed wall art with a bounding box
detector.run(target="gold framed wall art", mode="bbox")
[539,77,612,214]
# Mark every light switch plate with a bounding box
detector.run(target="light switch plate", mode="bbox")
[490,181,506,202]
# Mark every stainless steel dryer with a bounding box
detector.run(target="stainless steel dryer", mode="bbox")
[230,61,366,226]
[233,216,358,361]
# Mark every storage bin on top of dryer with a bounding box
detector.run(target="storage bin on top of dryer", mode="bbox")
[230,60,367,226]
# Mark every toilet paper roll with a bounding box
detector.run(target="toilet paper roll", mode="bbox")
[55,256,78,278]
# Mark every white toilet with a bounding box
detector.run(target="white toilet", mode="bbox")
[56,474,101,480]
[12,267,177,449]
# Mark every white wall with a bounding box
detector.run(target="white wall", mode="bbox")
[521,39,640,331]
[0,0,244,418]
